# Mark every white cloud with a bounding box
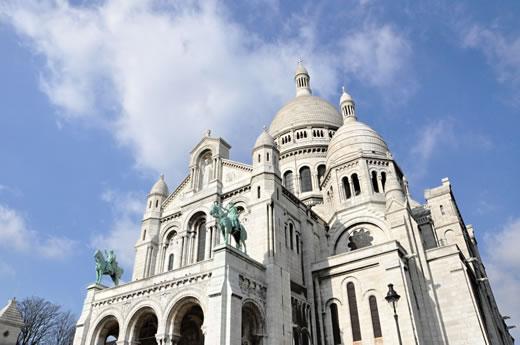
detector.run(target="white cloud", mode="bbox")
[483,218,520,339]
[0,0,414,181]
[463,25,520,104]
[91,190,144,270]
[411,119,453,163]
[342,23,415,101]
[464,25,520,84]
[0,204,77,259]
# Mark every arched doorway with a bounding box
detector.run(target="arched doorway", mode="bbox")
[178,305,204,345]
[241,301,264,345]
[167,297,205,345]
[91,316,119,345]
[129,308,158,345]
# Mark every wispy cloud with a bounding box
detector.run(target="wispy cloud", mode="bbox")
[342,23,415,101]
[483,218,520,336]
[0,0,415,180]
[408,118,493,179]
[463,24,520,104]
[91,189,144,271]
[0,204,77,259]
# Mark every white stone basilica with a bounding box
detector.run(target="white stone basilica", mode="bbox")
[73,63,514,345]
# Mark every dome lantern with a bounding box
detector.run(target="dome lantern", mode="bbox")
[295,60,312,97]
[340,86,356,120]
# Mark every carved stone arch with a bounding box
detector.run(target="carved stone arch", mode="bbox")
[87,309,123,345]
[190,145,214,167]
[160,221,181,241]
[330,216,390,252]
[165,296,205,343]
[324,297,343,309]
[333,222,385,255]
[242,299,265,345]
[181,207,210,231]
[340,275,363,299]
[163,287,208,334]
[444,229,456,245]
[123,301,163,343]
[362,288,381,300]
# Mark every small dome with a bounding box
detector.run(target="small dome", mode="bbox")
[269,95,343,137]
[295,62,309,76]
[149,174,169,196]
[326,118,390,168]
[254,128,275,148]
[340,87,353,104]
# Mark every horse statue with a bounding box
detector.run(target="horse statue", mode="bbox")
[210,201,247,253]
[94,249,124,286]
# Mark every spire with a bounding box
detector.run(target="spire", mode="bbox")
[340,86,356,120]
[295,60,312,97]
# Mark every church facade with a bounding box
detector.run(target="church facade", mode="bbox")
[73,64,514,345]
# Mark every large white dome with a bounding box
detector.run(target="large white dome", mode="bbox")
[269,95,343,137]
[326,117,390,168]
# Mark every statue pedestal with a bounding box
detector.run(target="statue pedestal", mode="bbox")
[87,283,107,291]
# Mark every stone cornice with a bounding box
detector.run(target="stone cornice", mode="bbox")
[91,271,212,308]
[163,175,191,208]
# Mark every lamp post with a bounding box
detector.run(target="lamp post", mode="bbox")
[385,283,403,345]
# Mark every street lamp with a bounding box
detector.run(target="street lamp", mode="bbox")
[385,283,403,345]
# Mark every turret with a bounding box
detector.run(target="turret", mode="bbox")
[295,61,311,97]
[340,86,356,120]
[252,128,280,177]
[133,175,169,280]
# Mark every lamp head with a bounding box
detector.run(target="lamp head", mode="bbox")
[385,283,401,304]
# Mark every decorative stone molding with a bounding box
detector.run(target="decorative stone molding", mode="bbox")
[222,159,253,172]
[91,272,212,308]
[222,185,251,200]
[238,275,267,301]
[163,175,191,207]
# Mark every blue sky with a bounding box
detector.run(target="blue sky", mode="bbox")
[0,0,519,337]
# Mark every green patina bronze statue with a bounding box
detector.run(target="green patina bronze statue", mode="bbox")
[94,249,124,286]
[210,201,247,253]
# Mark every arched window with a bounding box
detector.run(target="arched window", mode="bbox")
[258,153,261,163]
[267,152,270,161]
[317,165,326,190]
[167,254,174,271]
[192,217,206,262]
[381,172,387,192]
[369,296,382,338]
[351,173,361,196]
[330,303,341,345]
[284,170,294,193]
[198,150,213,190]
[142,229,147,241]
[285,225,288,248]
[289,223,294,250]
[342,177,352,199]
[155,199,159,208]
[371,171,379,193]
[148,200,151,209]
[299,166,312,193]
[347,282,362,341]
[296,234,300,254]
[257,186,261,199]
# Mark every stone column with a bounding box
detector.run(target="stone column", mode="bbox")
[377,174,384,194]
[174,239,183,269]
[205,226,212,260]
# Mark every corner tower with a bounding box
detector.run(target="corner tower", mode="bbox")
[133,175,169,280]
